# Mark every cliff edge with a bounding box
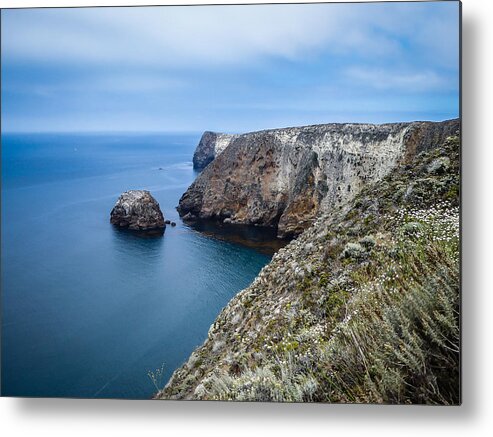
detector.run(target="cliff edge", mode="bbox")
[193,131,238,169]
[159,129,460,404]
[179,120,459,238]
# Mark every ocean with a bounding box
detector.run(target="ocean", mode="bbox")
[1,132,273,399]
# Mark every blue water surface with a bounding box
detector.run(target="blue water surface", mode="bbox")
[1,133,271,399]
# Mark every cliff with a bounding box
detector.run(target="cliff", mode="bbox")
[159,129,460,404]
[179,120,459,238]
[192,131,238,169]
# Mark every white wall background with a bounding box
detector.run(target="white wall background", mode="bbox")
[1,0,491,435]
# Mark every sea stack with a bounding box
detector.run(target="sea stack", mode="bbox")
[110,190,165,231]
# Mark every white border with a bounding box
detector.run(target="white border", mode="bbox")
[2,1,493,436]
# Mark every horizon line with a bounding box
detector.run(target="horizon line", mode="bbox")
[1,117,461,136]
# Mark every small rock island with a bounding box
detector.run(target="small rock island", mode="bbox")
[110,190,165,231]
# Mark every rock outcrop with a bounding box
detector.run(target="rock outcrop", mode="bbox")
[179,119,459,238]
[110,190,165,231]
[193,131,238,169]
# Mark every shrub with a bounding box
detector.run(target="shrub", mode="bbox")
[427,156,450,175]
[198,355,318,402]
[341,242,366,260]
[401,221,424,237]
[359,235,376,249]
[317,240,459,404]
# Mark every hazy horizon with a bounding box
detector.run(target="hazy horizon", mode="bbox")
[1,115,461,136]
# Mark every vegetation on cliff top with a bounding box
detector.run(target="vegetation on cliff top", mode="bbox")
[158,134,460,404]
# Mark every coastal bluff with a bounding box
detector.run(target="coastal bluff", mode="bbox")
[159,129,460,403]
[178,119,459,238]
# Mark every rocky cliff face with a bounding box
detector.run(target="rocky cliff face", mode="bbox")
[192,131,238,169]
[110,190,165,231]
[159,132,460,403]
[179,120,459,238]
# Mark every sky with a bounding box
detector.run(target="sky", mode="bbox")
[1,2,460,133]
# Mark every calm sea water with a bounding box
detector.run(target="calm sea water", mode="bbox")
[1,132,272,399]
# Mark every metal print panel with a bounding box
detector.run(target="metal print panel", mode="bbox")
[0,1,461,403]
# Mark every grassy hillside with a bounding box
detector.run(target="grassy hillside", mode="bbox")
[159,133,460,404]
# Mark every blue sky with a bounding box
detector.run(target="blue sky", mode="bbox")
[1,2,460,133]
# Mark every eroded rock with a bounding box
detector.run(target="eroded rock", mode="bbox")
[179,120,460,238]
[110,190,165,231]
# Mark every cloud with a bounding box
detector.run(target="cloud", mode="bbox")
[1,2,459,69]
[1,6,343,67]
[344,67,457,93]
[1,2,460,132]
